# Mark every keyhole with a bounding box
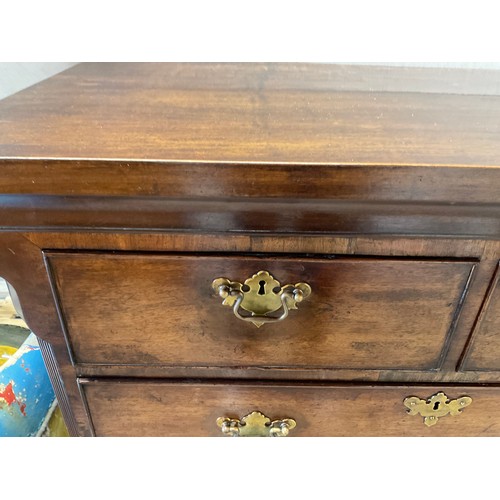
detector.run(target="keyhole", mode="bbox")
[258,280,266,295]
[433,401,440,411]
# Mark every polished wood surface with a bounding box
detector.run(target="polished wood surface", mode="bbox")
[1,63,500,166]
[38,337,79,436]
[0,232,91,436]
[461,262,500,371]
[2,189,499,240]
[0,63,499,436]
[2,161,500,203]
[46,252,474,371]
[24,234,498,387]
[80,379,500,437]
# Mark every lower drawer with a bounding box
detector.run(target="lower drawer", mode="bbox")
[79,380,500,436]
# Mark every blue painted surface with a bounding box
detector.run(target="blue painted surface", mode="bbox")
[0,333,55,437]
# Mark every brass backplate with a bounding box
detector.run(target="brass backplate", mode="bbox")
[212,270,311,327]
[217,411,297,437]
[240,271,283,315]
[404,392,472,427]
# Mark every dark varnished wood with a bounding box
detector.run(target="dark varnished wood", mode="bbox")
[1,64,500,165]
[0,162,500,207]
[3,232,498,384]
[80,379,500,437]
[45,251,474,371]
[0,233,91,435]
[38,337,80,436]
[1,63,500,436]
[24,232,490,257]
[1,193,499,238]
[4,232,490,384]
[73,362,500,384]
[9,62,500,96]
[460,262,500,371]
[26,233,498,386]
[0,232,67,343]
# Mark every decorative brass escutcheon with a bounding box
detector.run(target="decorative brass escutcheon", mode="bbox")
[212,270,311,327]
[403,392,472,427]
[216,411,297,437]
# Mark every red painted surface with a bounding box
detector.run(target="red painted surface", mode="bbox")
[0,381,27,416]
[18,401,27,416]
[0,382,16,405]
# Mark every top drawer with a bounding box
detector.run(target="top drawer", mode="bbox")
[45,252,474,371]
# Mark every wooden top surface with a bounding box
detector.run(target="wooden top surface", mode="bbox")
[1,62,500,167]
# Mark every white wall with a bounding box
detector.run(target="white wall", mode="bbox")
[0,62,76,100]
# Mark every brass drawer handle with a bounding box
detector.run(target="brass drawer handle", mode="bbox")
[404,392,472,427]
[217,411,297,437]
[212,270,311,328]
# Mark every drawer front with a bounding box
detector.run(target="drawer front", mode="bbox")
[46,252,474,371]
[80,380,500,436]
[461,261,500,371]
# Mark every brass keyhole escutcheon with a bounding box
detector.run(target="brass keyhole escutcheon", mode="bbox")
[212,270,312,327]
[403,392,472,427]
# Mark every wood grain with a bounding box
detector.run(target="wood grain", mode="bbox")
[0,233,91,436]
[80,379,500,437]
[1,192,499,238]
[460,262,500,371]
[1,161,499,205]
[1,63,500,165]
[38,337,79,436]
[26,232,489,258]
[46,252,474,371]
[1,63,500,437]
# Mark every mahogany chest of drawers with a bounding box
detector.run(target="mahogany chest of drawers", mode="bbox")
[0,63,499,436]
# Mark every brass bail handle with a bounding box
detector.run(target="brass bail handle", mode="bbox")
[212,270,312,328]
[217,411,297,437]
